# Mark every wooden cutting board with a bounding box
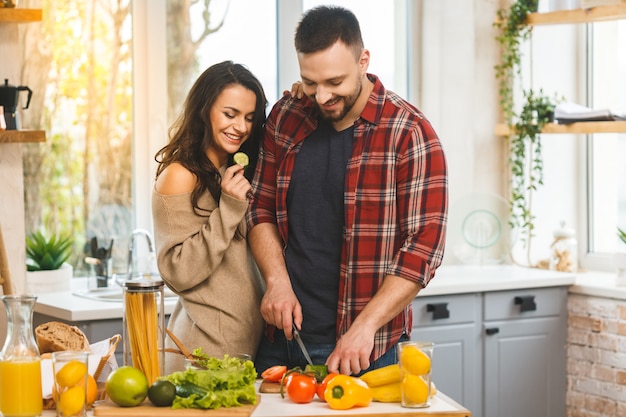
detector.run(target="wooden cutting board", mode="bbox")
[93,396,260,416]
[259,381,281,394]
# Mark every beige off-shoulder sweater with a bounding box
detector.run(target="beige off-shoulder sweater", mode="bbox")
[152,183,265,374]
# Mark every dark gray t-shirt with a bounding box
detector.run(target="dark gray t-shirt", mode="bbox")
[285,120,354,343]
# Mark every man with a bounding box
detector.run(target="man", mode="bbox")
[247,5,448,376]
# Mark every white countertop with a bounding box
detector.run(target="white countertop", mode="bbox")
[34,265,626,323]
[34,278,178,322]
[418,265,576,296]
[34,265,586,323]
[40,382,470,416]
[569,270,626,300]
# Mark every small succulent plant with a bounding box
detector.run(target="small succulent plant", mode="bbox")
[26,231,73,271]
[619,227,626,246]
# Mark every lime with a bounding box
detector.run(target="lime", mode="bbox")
[148,380,176,407]
[233,152,249,168]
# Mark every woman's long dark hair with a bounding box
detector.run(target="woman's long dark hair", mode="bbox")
[155,61,267,231]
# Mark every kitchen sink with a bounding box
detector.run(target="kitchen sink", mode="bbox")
[72,286,178,302]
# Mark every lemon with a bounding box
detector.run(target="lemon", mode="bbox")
[56,360,88,388]
[401,374,429,405]
[58,385,86,416]
[400,345,431,375]
[233,152,249,168]
[148,380,176,407]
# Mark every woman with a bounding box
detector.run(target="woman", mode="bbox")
[152,61,267,373]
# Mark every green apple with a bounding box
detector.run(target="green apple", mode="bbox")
[105,366,149,407]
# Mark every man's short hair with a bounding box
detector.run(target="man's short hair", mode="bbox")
[295,5,364,59]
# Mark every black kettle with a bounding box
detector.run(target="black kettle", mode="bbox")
[0,79,33,130]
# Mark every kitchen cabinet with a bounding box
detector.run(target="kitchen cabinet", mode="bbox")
[412,294,482,417]
[494,4,626,136]
[482,287,567,417]
[412,286,568,417]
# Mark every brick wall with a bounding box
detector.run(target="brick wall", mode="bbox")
[567,294,626,416]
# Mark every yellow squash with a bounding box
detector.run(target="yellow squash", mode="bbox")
[359,364,401,387]
[371,382,401,402]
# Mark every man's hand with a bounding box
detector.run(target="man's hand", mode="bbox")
[325,324,375,375]
[260,276,302,340]
[325,275,422,375]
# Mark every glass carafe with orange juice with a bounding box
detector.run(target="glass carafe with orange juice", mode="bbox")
[0,295,43,417]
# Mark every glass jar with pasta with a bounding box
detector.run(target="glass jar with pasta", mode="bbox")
[122,278,165,385]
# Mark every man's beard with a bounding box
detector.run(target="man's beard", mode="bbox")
[317,77,362,122]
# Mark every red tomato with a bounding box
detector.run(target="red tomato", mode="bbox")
[286,373,317,404]
[261,365,287,383]
[316,372,338,402]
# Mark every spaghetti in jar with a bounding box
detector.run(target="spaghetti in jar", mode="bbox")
[122,278,165,384]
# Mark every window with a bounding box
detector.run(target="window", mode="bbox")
[20,0,410,280]
[584,20,626,269]
[21,0,133,276]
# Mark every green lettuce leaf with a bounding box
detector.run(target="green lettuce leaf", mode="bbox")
[172,384,257,409]
[163,353,258,409]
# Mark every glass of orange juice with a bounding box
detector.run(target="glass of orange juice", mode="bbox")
[52,351,89,417]
[398,341,434,408]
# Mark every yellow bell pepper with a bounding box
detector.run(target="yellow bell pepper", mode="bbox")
[324,374,373,410]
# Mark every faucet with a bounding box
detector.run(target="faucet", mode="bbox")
[127,228,156,277]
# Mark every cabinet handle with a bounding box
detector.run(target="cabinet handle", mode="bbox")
[514,295,537,312]
[485,327,499,336]
[426,302,450,320]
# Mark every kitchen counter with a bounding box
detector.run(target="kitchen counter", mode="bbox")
[39,383,471,417]
[250,389,470,417]
[34,266,577,323]
[418,264,575,296]
[568,269,626,300]
[34,278,178,322]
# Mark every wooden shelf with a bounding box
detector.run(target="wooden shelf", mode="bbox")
[527,4,626,25]
[0,8,42,23]
[495,120,626,136]
[0,130,46,143]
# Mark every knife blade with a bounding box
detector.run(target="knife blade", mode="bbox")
[292,326,314,366]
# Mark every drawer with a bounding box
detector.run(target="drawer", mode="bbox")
[413,293,481,326]
[483,287,566,321]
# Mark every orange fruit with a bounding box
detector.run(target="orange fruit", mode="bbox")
[78,373,98,406]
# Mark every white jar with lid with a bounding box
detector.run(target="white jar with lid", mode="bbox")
[550,221,578,273]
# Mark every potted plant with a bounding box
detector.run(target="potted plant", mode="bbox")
[25,231,74,293]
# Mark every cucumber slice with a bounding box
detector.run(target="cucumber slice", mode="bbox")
[233,152,249,168]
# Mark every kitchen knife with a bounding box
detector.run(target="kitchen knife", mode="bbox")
[292,326,314,366]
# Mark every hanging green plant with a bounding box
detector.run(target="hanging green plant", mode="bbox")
[494,0,539,124]
[509,89,557,243]
[494,1,562,263]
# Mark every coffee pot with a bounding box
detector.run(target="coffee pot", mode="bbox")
[0,79,33,130]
